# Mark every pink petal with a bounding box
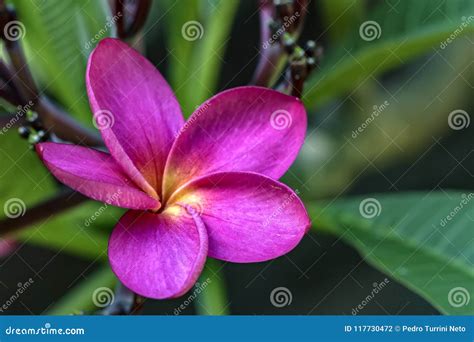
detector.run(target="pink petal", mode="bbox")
[108,208,208,299]
[0,239,16,257]
[36,143,160,210]
[86,38,184,197]
[169,172,310,262]
[162,86,307,199]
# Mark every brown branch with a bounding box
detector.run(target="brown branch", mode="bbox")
[114,0,151,39]
[0,190,88,237]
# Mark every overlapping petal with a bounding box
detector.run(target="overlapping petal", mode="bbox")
[108,207,208,299]
[87,38,184,197]
[169,172,310,262]
[36,143,160,210]
[162,86,307,199]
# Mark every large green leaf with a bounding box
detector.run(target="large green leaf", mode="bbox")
[303,0,474,108]
[15,201,122,261]
[0,129,56,216]
[162,0,239,116]
[11,0,113,124]
[309,191,474,315]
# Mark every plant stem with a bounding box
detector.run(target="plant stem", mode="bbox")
[0,190,87,237]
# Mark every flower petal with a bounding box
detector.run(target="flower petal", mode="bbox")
[108,208,208,299]
[162,86,307,199]
[36,142,160,210]
[87,38,184,196]
[169,172,310,262]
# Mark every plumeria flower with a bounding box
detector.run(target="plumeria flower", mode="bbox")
[36,38,310,299]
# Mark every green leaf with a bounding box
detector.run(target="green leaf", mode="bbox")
[0,129,56,216]
[303,0,474,108]
[15,201,122,261]
[163,0,239,116]
[309,191,474,315]
[11,0,113,124]
[47,265,116,315]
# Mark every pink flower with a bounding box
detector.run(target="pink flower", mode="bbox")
[36,38,310,299]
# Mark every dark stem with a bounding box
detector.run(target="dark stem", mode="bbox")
[0,190,88,237]
[0,4,103,146]
[251,0,308,87]
[114,0,151,39]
